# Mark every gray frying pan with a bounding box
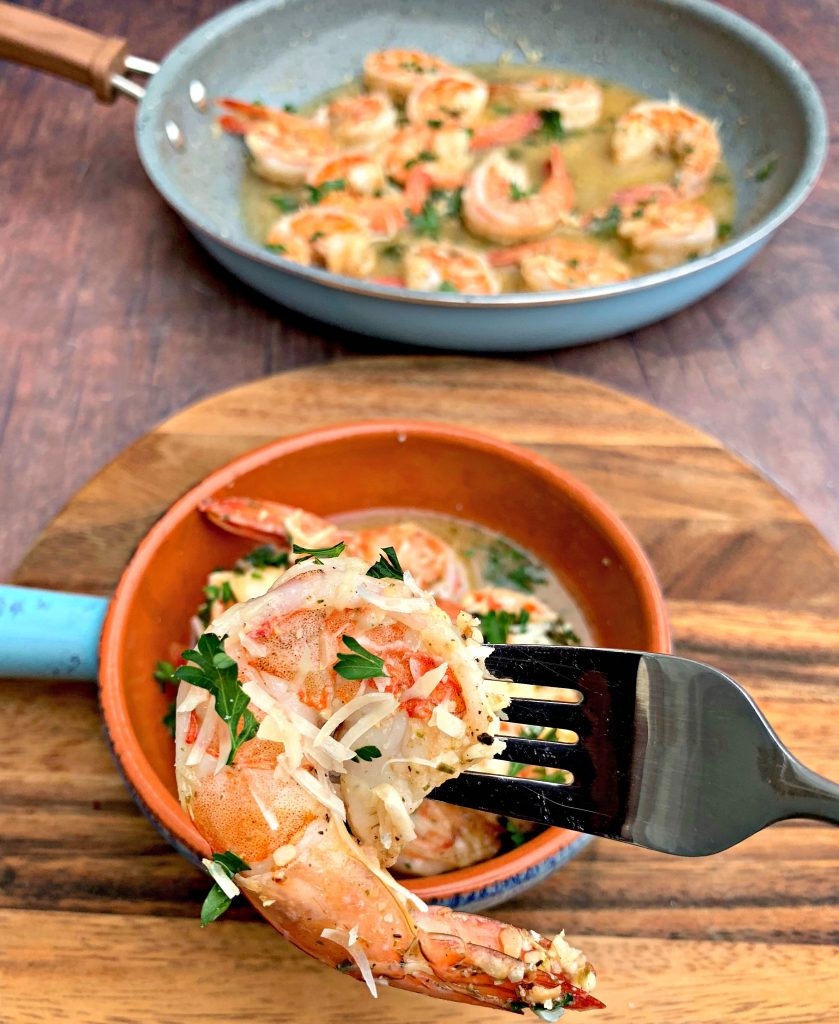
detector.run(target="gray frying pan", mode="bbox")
[0,0,827,350]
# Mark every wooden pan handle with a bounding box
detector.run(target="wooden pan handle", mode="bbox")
[0,1,127,102]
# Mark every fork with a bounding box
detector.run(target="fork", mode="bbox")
[434,646,839,856]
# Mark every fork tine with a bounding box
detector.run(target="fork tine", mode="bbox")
[504,697,589,730]
[485,644,643,690]
[435,772,626,841]
[494,736,592,774]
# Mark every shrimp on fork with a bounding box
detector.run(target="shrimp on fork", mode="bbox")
[200,496,469,600]
[176,557,601,1011]
[463,144,576,244]
[611,99,721,199]
[217,99,336,185]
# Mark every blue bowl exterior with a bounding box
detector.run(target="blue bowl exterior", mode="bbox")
[197,230,768,351]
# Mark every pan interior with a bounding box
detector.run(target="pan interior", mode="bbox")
[135,0,823,277]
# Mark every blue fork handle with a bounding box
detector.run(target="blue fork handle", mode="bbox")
[0,584,107,680]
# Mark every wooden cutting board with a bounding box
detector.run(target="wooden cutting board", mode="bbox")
[4,357,838,1024]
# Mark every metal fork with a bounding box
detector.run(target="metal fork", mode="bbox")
[435,646,839,856]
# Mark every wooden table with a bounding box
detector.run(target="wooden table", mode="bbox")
[1,2,838,1022]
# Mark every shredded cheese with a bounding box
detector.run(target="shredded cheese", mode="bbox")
[202,858,240,899]
[176,684,207,713]
[430,704,466,738]
[403,660,448,700]
[373,783,417,845]
[292,766,346,820]
[320,927,377,998]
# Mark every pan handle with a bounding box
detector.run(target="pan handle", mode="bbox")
[0,584,107,680]
[0,2,154,102]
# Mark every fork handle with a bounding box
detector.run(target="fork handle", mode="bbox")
[780,755,839,826]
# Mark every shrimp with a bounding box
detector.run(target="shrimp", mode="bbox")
[488,237,631,291]
[403,242,500,296]
[470,111,543,150]
[328,92,397,149]
[266,208,375,278]
[491,76,603,130]
[323,167,432,239]
[363,49,455,100]
[307,152,386,196]
[611,99,721,199]
[394,801,504,876]
[175,557,601,1011]
[462,144,576,244]
[382,124,472,189]
[217,99,336,186]
[618,194,717,270]
[406,73,489,128]
[199,496,469,600]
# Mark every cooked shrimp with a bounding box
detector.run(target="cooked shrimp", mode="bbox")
[394,801,504,876]
[306,152,386,196]
[406,72,489,127]
[363,49,454,100]
[323,167,432,239]
[176,558,600,1011]
[492,76,603,130]
[488,237,631,291]
[462,144,575,244]
[266,208,375,277]
[611,99,721,199]
[404,242,500,296]
[328,92,397,149]
[199,496,469,600]
[617,193,717,270]
[217,99,336,185]
[383,125,472,189]
[470,111,542,150]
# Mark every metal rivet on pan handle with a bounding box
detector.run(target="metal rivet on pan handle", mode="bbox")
[111,55,160,101]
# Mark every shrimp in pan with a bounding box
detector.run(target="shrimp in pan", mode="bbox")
[383,124,473,189]
[491,76,603,130]
[200,496,469,601]
[306,152,387,196]
[363,48,455,99]
[489,237,631,291]
[463,144,576,244]
[406,72,489,127]
[176,556,601,1011]
[404,242,500,296]
[217,100,336,186]
[266,208,376,278]
[611,99,721,199]
[327,92,398,149]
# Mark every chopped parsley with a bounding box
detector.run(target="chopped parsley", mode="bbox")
[476,608,530,644]
[399,60,427,73]
[352,745,382,763]
[162,700,176,738]
[196,581,236,626]
[174,633,258,765]
[509,182,535,202]
[201,850,250,926]
[270,194,298,213]
[490,102,514,116]
[588,204,622,239]
[153,659,177,690]
[405,150,438,169]
[755,157,778,182]
[717,221,733,240]
[305,178,346,204]
[381,242,405,260]
[437,186,463,218]
[408,198,441,239]
[283,103,298,113]
[485,539,546,593]
[242,544,289,570]
[504,818,529,847]
[438,281,459,292]
[547,621,582,646]
[334,635,388,680]
[507,147,523,160]
[538,109,566,139]
[426,118,443,129]
[266,243,287,254]
[292,540,346,563]
[366,546,405,580]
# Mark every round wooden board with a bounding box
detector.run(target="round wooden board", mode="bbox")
[5,357,839,1024]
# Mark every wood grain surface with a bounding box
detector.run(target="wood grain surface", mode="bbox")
[0,0,837,594]
[3,357,838,1024]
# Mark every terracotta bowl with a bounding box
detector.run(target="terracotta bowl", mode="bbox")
[99,420,670,910]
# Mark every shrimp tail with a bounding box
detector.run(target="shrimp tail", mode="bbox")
[471,111,542,150]
[404,167,433,215]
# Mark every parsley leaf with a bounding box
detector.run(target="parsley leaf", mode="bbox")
[366,546,405,580]
[292,540,346,563]
[476,608,530,644]
[162,700,176,738]
[352,745,382,762]
[427,118,443,129]
[504,818,529,847]
[283,103,298,113]
[405,149,438,169]
[538,109,566,139]
[485,540,546,593]
[153,660,177,690]
[266,243,287,254]
[242,544,289,570]
[755,157,778,182]
[174,633,258,765]
[717,221,733,240]
[334,635,388,680]
[407,198,441,239]
[381,242,405,259]
[588,204,622,239]
[305,179,346,204]
[200,850,251,927]
[270,194,298,213]
[509,182,534,202]
[547,621,581,646]
[438,281,459,292]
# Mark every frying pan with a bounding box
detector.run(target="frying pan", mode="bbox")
[0,0,827,350]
